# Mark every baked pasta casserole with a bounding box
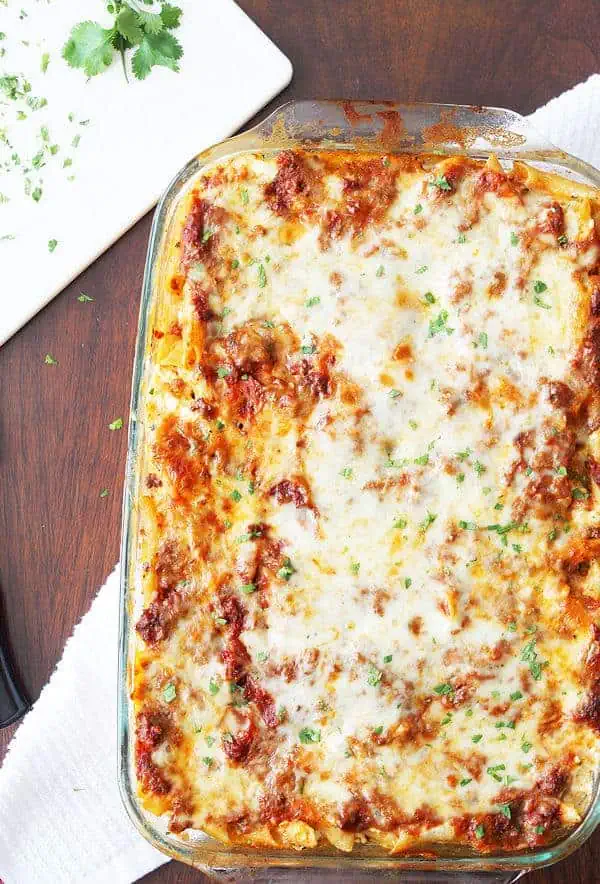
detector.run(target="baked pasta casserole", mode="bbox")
[131,147,600,855]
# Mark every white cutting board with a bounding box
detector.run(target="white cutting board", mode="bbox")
[0,0,292,346]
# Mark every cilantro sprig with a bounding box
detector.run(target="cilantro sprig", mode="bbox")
[63,2,183,82]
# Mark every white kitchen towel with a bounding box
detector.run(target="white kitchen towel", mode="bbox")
[0,0,292,346]
[1,75,600,884]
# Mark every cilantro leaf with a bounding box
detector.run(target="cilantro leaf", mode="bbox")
[63,22,114,77]
[136,10,164,35]
[161,4,183,29]
[116,7,144,45]
[132,31,182,80]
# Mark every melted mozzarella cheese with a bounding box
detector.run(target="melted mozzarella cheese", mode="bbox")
[132,149,600,854]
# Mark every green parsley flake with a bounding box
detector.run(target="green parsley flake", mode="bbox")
[424,292,436,304]
[416,265,428,274]
[383,654,392,664]
[419,511,437,532]
[299,727,321,744]
[240,583,256,594]
[350,561,360,575]
[390,389,402,399]
[241,188,249,205]
[510,690,523,701]
[257,263,267,288]
[230,489,242,502]
[376,265,384,278]
[77,293,94,302]
[498,804,512,820]
[430,175,452,192]
[277,557,296,581]
[428,309,454,338]
[340,466,353,479]
[367,664,382,687]
[208,677,220,696]
[434,682,453,696]
[414,203,423,214]
[457,233,466,244]
[163,682,176,703]
[459,777,472,787]
[533,280,547,293]
[44,353,58,365]
[99,488,109,498]
[108,418,123,431]
[475,824,485,839]
[305,296,320,307]
[472,734,483,743]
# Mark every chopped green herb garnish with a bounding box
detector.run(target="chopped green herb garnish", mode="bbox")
[208,677,220,695]
[383,654,393,664]
[77,293,94,302]
[419,511,437,532]
[350,561,360,575]
[305,296,321,307]
[99,488,109,498]
[277,558,296,581]
[510,690,523,701]
[534,294,551,310]
[459,777,472,786]
[533,280,547,294]
[498,804,512,820]
[557,234,568,246]
[510,232,519,246]
[373,725,384,736]
[390,389,402,399]
[44,353,58,365]
[472,734,483,743]
[434,682,453,696]
[257,263,267,288]
[230,489,242,502]
[430,175,452,192]
[340,466,353,479]
[414,453,429,466]
[217,366,231,378]
[457,233,466,244]
[367,664,382,687]
[521,740,532,753]
[299,727,321,744]
[202,756,213,767]
[424,291,436,304]
[404,577,412,588]
[394,517,407,529]
[163,682,176,703]
[241,188,249,205]
[108,418,123,430]
[459,520,477,530]
[475,824,485,839]
[535,824,545,834]
[376,265,384,278]
[240,583,256,594]
[416,265,428,274]
[487,763,506,782]
[428,309,454,337]
[414,203,423,215]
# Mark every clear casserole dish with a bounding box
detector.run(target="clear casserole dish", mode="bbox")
[118,99,600,881]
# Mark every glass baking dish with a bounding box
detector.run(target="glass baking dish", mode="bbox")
[117,99,600,881]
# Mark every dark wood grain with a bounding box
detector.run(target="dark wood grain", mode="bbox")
[1,0,599,880]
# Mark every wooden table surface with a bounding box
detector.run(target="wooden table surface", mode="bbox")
[1,0,599,880]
